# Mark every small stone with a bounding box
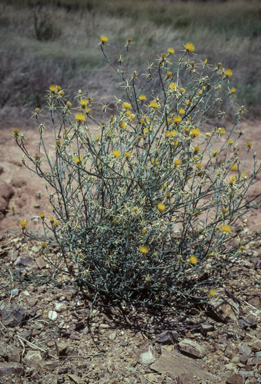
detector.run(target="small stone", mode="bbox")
[239,343,252,356]
[226,372,245,384]
[58,367,68,374]
[136,343,159,366]
[43,374,58,384]
[1,304,27,327]
[68,373,83,383]
[35,257,46,269]
[56,341,68,356]
[0,362,24,378]
[48,310,58,321]
[179,339,206,359]
[24,350,42,368]
[10,288,19,297]
[251,340,261,352]
[225,344,238,359]
[0,343,20,363]
[26,297,38,307]
[55,302,67,313]
[14,255,35,268]
[247,356,261,366]
[240,355,250,364]
[108,331,116,340]
[177,373,199,384]
[100,323,110,329]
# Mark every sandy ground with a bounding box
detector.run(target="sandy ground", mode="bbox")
[0,118,260,235]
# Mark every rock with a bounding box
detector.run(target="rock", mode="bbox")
[153,330,178,345]
[239,315,257,329]
[225,343,238,359]
[56,341,68,356]
[226,372,245,384]
[62,286,78,297]
[200,323,214,335]
[177,373,199,384]
[150,350,219,382]
[35,257,46,269]
[1,304,27,326]
[178,339,206,359]
[24,350,42,367]
[10,288,19,297]
[239,343,252,356]
[0,180,14,217]
[14,255,35,268]
[251,340,261,352]
[0,343,20,362]
[68,374,83,384]
[0,362,24,378]
[55,302,67,313]
[136,343,159,366]
[248,296,260,309]
[206,290,239,323]
[100,323,110,329]
[240,355,250,364]
[247,356,261,366]
[26,297,38,307]
[48,310,58,321]
[108,331,117,340]
[42,374,58,384]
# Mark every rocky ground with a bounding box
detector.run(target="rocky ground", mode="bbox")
[0,231,261,384]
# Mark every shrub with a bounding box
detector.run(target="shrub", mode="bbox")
[12,37,261,311]
[33,8,62,42]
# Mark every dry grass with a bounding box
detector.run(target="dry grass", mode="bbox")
[0,0,260,127]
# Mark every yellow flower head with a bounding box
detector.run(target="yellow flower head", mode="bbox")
[150,101,159,108]
[185,42,195,52]
[198,91,203,96]
[228,139,233,144]
[168,48,175,55]
[166,191,171,197]
[219,127,225,135]
[221,225,231,233]
[231,87,236,94]
[224,69,233,77]
[75,113,85,122]
[80,99,87,107]
[231,164,237,171]
[20,220,27,228]
[171,141,178,146]
[166,71,172,78]
[100,35,108,44]
[165,131,170,137]
[241,173,247,178]
[190,255,197,264]
[139,94,146,101]
[121,122,127,129]
[174,115,182,124]
[112,150,121,158]
[35,108,40,114]
[49,85,57,92]
[196,163,202,169]
[158,203,165,212]
[209,289,216,296]
[170,130,178,137]
[142,228,147,235]
[123,102,131,110]
[174,159,180,166]
[190,128,200,137]
[213,150,219,157]
[74,156,83,163]
[132,206,138,212]
[13,128,19,135]
[179,108,185,115]
[169,82,176,90]
[247,141,252,147]
[229,176,237,184]
[39,212,45,218]
[66,101,71,108]
[140,246,149,254]
[179,88,185,94]
[49,216,54,222]
[194,145,200,152]
[41,241,47,248]
[125,152,131,158]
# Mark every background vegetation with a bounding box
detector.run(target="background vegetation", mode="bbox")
[0,0,260,126]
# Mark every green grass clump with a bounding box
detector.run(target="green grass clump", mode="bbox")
[11,37,261,311]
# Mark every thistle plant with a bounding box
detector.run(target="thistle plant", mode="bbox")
[12,37,261,310]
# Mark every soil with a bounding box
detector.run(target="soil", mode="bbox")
[0,118,261,383]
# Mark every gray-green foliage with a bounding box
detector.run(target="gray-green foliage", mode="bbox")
[12,39,261,309]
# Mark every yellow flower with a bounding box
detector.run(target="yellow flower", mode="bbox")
[247,141,252,147]
[196,163,202,169]
[140,246,149,254]
[144,128,149,134]
[150,101,159,108]
[209,289,216,296]
[171,141,178,146]
[112,150,121,158]
[39,212,45,218]
[190,255,197,264]
[165,131,171,137]
[100,35,108,43]
[58,90,64,96]
[13,128,19,135]
[166,191,171,197]
[41,241,47,248]
[229,176,237,184]
[169,82,176,90]
[200,287,205,291]
[179,88,185,94]
[190,128,200,137]
[240,246,244,251]
[174,159,180,166]
[132,206,138,212]
[194,145,200,152]
[137,135,142,140]
[49,216,54,222]
[11,206,15,211]
[185,42,195,52]
[228,139,233,144]
[121,122,127,129]
[158,203,165,211]
[231,164,237,171]
[139,94,146,101]
[130,114,135,121]
[97,135,101,140]
[20,220,27,228]
[123,102,131,110]
[166,71,172,78]
[168,48,174,55]
[213,150,219,157]
[194,155,199,161]
[56,140,61,146]
[221,225,231,233]
[204,59,208,64]
[198,91,203,96]
[35,108,40,114]
[224,69,233,77]
[206,133,211,138]
[49,85,57,92]
[75,113,85,122]
[74,156,83,163]
[125,152,131,158]
[57,86,61,91]
[170,130,178,137]
[179,108,185,115]
[186,99,190,105]
[241,173,247,178]
[54,220,60,227]
[231,87,236,93]
[80,99,87,107]
[222,208,227,214]
[66,101,71,108]
[142,228,147,235]
[174,115,182,124]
